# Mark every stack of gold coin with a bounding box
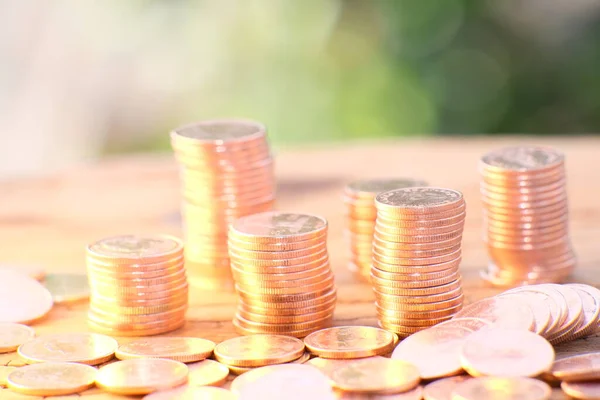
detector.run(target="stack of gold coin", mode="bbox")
[170,119,275,289]
[86,235,188,336]
[479,146,576,286]
[342,178,427,279]
[228,212,336,337]
[372,187,466,337]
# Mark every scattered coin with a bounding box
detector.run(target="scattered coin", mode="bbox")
[171,119,275,289]
[551,352,600,382]
[453,376,551,400]
[95,358,189,395]
[306,356,386,379]
[186,359,230,387]
[460,328,555,377]
[231,364,336,400]
[453,296,535,331]
[392,324,472,379]
[214,334,305,368]
[423,376,472,400]
[143,386,236,400]
[227,351,310,375]
[338,385,423,399]
[116,337,215,363]
[342,179,428,279]
[18,332,117,365]
[0,366,16,387]
[7,362,96,396]
[479,146,575,286]
[304,326,395,359]
[0,269,54,324]
[42,273,90,304]
[372,187,465,336]
[0,323,35,353]
[561,381,600,399]
[86,235,188,336]
[330,357,420,394]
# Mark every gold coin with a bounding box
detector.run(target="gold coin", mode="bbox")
[227,351,311,375]
[374,278,462,297]
[7,362,96,396]
[436,317,492,332]
[0,323,35,353]
[338,386,424,399]
[186,359,230,386]
[87,235,184,264]
[229,212,328,243]
[330,357,420,394]
[18,333,117,365]
[88,318,185,337]
[375,187,463,214]
[115,337,215,363]
[42,273,90,304]
[548,284,584,341]
[0,366,16,387]
[305,356,385,379]
[551,352,600,382]
[233,313,332,334]
[497,292,551,336]
[304,326,395,359]
[0,269,54,324]
[96,358,188,395]
[214,334,305,367]
[561,381,600,399]
[460,328,554,377]
[452,296,535,331]
[453,376,551,400]
[423,375,472,400]
[143,386,236,400]
[231,364,336,399]
[392,325,472,379]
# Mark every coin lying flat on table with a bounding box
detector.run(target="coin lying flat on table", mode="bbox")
[452,376,551,400]
[214,334,305,368]
[561,381,600,399]
[423,376,472,400]
[95,358,189,395]
[230,364,336,400]
[227,351,310,375]
[144,386,236,400]
[0,366,17,387]
[0,323,35,353]
[330,357,420,394]
[550,352,600,382]
[460,328,554,377]
[43,273,90,304]
[18,332,118,365]
[116,337,215,363]
[7,362,97,396]
[187,359,230,386]
[338,385,424,399]
[304,326,395,359]
[306,356,386,379]
[0,269,53,324]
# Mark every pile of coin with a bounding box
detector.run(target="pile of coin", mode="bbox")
[550,352,600,399]
[170,119,276,289]
[453,283,600,345]
[228,212,336,337]
[86,235,188,336]
[372,187,466,337]
[342,178,427,279]
[479,146,576,286]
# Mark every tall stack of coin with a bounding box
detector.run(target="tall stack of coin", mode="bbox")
[228,212,336,337]
[170,119,275,289]
[86,235,188,336]
[343,179,428,279]
[372,188,466,337]
[479,147,575,286]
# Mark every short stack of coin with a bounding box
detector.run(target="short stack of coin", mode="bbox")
[228,212,336,337]
[86,235,188,336]
[479,146,576,286]
[170,119,275,289]
[372,187,466,337]
[342,179,427,279]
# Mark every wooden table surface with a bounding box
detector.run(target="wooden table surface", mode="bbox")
[2,136,600,399]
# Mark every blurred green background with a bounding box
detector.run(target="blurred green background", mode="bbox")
[1,0,599,175]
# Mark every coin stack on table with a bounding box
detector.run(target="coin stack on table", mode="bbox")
[372,187,466,337]
[342,178,427,279]
[170,119,276,289]
[479,146,576,286]
[228,211,336,337]
[86,235,188,336]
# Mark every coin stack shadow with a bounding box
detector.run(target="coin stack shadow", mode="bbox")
[227,212,337,338]
[479,146,576,286]
[86,235,188,336]
[343,179,428,279]
[372,188,466,337]
[170,119,276,289]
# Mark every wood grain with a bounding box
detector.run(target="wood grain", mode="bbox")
[2,137,600,399]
